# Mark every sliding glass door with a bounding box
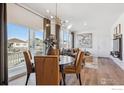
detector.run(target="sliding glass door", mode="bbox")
[8,23,44,81]
[34,31,44,55]
[8,23,29,80]
[29,29,44,55]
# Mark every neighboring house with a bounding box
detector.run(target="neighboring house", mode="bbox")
[8,38,28,48]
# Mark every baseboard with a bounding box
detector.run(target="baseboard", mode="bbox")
[8,72,26,82]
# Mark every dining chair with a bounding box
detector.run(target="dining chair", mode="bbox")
[49,48,62,84]
[48,48,60,55]
[34,55,61,85]
[23,51,35,85]
[28,50,32,60]
[63,50,84,85]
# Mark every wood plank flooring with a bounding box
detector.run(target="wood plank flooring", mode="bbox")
[9,57,124,85]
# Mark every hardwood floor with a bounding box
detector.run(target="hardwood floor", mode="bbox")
[9,57,124,85]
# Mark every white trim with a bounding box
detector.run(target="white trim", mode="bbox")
[109,56,124,70]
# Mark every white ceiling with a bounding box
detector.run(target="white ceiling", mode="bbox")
[22,3,124,32]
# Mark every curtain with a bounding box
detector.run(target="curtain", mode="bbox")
[43,18,51,53]
[43,18,51,38]
[0,3,8,85]
[71,32,74,48]
[55,24,60,49]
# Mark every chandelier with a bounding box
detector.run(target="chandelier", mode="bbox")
[46,3,72,29]
[55,3,61,25]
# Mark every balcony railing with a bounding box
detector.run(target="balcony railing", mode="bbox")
[8,52,25,69]
[8,49,44,69]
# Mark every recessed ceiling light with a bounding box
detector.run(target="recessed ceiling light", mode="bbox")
[83,22,87,26]
[65,20,69,23]
[50,16,54,19]
[67,24,72,29]
[46,9,50,13]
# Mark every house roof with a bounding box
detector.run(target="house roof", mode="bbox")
[8,38,27,43]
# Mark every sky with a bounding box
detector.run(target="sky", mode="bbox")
[7,23,69,42]
[7,23,43,41]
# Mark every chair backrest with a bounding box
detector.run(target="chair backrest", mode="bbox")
[48,48,60,55]
[23,51,33,74]
[34,55,59,85]
[28,50,32,60]
[73,48,80,53]
[74,50,84,72]
[74,50,80,66]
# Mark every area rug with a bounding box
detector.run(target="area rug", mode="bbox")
[84,57,98,69]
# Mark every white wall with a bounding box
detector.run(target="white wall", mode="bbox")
[74,13,124,70]
[75,29,111,57]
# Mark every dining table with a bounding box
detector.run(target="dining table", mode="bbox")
[59,55,75,85]
[33,53,75,66]
[59,55,75,71]
[59,55,75,65]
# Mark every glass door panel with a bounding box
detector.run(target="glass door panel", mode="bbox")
[7,23,29,80]
[34,31,44,55]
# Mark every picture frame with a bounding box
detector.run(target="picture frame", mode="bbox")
[77,33,92,48]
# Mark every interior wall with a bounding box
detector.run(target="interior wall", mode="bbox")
[75,29,111,57]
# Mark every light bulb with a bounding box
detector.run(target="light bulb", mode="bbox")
[67,24,72,29]
[50,16,54,19]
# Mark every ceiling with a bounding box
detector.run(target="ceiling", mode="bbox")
[22,3,124,32]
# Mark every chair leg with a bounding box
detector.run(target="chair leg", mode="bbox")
[76,74,79,79]
[62,74,66,85]
[79,73,82,85]
[59,80,62,85]
[25,73,30,85]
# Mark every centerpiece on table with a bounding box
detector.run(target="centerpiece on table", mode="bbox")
[43,34,57,55]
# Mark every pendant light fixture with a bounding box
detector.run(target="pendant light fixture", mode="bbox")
[55,3,61,25]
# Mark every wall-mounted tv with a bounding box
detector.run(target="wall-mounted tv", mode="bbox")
[113,38,119,52]
[112,35,122,60]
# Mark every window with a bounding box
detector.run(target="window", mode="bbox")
[29,29,44,55]
[8,23,29,68]
[8,23,29,79]
[7,4,44,81]
[63,31,68,48]
[35,31,44,55]
[60,29,72,49]
[7,23,44,80]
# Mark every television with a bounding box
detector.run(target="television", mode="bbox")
[112,35,122,60]
[113,38,119,52]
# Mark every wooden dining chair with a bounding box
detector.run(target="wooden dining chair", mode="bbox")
[48,48,60,55]
[34,55,61,85]
[28,50,32,60]
[63,50,84,85]
[50,49,62,84]
[23,51,35,85]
